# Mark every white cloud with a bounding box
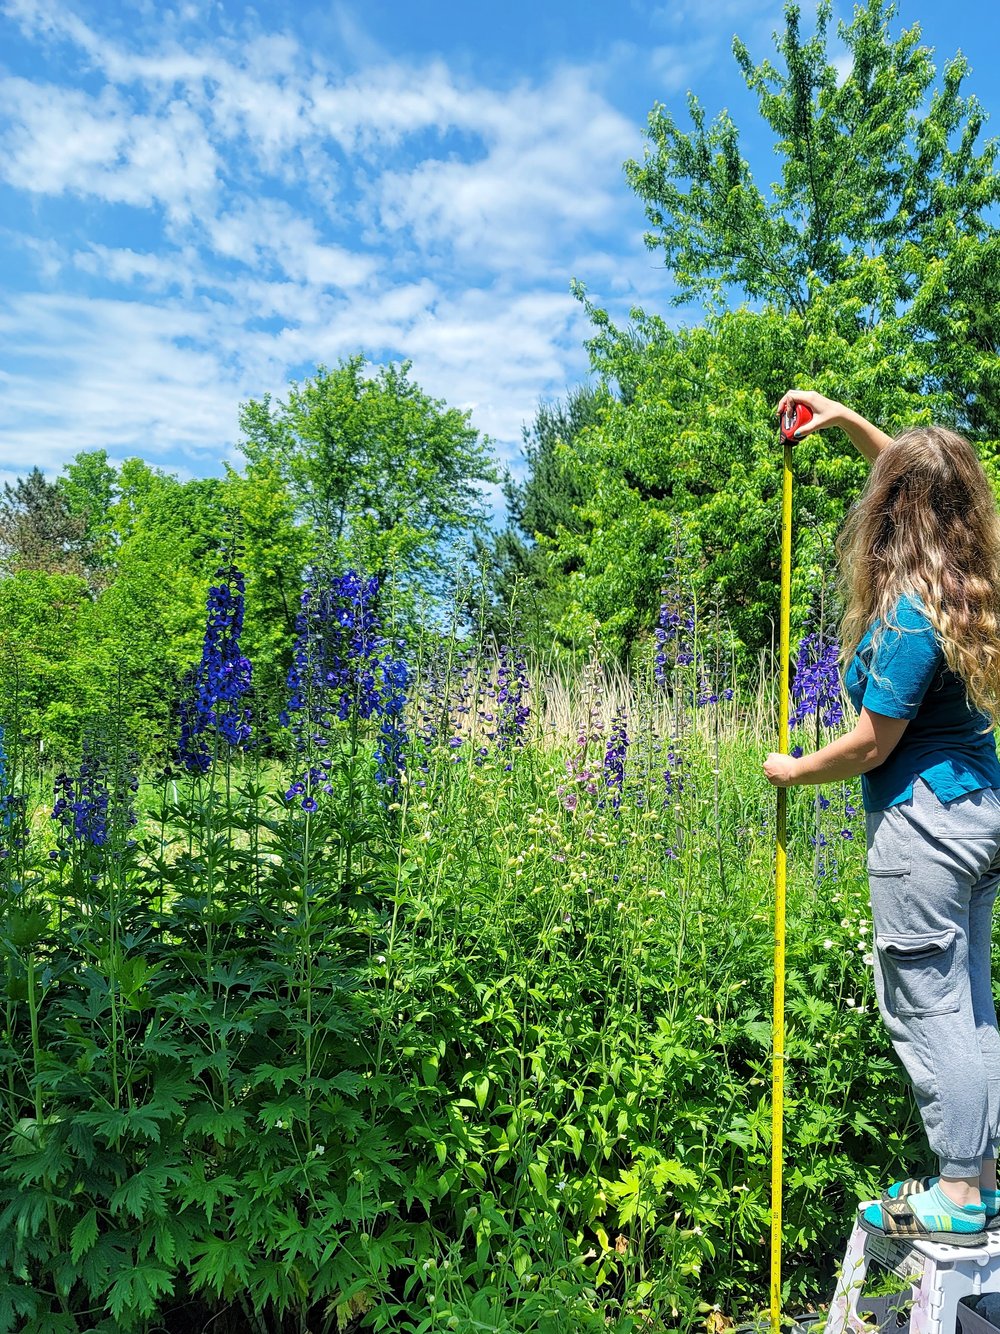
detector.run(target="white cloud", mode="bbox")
[373,67,640,274]
[73,244,201,294]
[0,77,220,221]
[204,200,377,288]
[0,0,683,496]
[0,293,242,470]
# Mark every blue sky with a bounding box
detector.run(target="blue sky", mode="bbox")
[2,0,998,522]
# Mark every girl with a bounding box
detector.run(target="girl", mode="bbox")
[764,389,1000,1246]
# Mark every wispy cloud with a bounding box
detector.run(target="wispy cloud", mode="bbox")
[0,77,221,220]
[0,292,243,469]
[375,67,638,275]
[0,0,684,503]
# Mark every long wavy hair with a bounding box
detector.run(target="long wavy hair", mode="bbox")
[835,425,1000,726]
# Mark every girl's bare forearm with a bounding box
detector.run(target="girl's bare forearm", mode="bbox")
[836,407,893,464]
[794,727,877,784]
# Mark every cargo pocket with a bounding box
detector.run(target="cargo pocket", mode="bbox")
[875,929,959,1017]
[867,845,911,878]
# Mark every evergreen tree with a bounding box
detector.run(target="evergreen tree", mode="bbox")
[0,467,86,577]
[471,386,604,652]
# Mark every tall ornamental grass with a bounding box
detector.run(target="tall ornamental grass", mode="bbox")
[0,570,920,1334]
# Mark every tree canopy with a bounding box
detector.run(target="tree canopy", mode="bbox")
[238,356,499,607]
[540,0,1000,666]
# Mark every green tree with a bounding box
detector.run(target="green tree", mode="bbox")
[562,299,952,664]
[471,386,604,652]
[87,462,230,756]
[221,457,311,725]
[554,0,1000,669]
[625,0,999,336]
[56,449,118,580]
[0,570,95,756]
[238,357,499,609]
[0,467,85,577]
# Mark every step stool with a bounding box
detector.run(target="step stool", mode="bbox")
[826,1207,1000,1334]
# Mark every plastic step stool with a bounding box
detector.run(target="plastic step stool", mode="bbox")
[826,1208,1000,1334]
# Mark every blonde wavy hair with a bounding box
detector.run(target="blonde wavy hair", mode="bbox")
[835,425,1000,727]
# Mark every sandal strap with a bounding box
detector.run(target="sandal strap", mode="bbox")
[878,1197,950,1238]
[889,1176,936,1199]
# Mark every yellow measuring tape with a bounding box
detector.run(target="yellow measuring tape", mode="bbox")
[770,437,793,1334]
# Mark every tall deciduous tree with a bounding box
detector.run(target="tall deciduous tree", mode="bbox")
[87,463,230,754]
[221,457,311,723]
[238,356,499,609]
[56,449,118,580]
[625,0,999,341]
[555,0,1000,669]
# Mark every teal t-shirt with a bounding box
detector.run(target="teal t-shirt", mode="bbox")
[843,593,1000,812]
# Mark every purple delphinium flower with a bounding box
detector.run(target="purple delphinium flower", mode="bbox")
[179,565,253,772]
[283,569,411,807]
[0,722,19,846]
[496,644,530,757]
[54,739,109,846]
[663,745,685,800]
[790,630,843,730]
[602,713,629,812]
[840,787,859,841]
[284,569,384,728]
[374,653,409,793]
[282,569,381,803]
[414,650,447,769]
[655,593,696,685]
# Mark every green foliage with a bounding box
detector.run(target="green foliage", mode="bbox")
[625,0,1000,342]
[473,387,606,656]
[541,0,1000,670]
[0,641,922,1330]
[0,460,241,760]
[56,450,119,579]
[221,457,312,720]
[0,570,96,754]
[239,356,499,613]
[551,296,975,667]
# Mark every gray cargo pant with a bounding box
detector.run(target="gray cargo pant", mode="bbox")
[866,777,1000,1177]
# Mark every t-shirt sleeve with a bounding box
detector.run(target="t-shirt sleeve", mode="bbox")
[861,597,941,720]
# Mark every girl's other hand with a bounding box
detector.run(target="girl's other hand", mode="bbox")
[773,389,844,440]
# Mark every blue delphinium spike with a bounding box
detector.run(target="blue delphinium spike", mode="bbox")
[602,713,630,812]
[283,570,410,806]
[374,653,409,793]
[179,565,253,772]
[790,629,843,729]
[654,593,696,684]
[496,644,530,758]
[51,737,110,847]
